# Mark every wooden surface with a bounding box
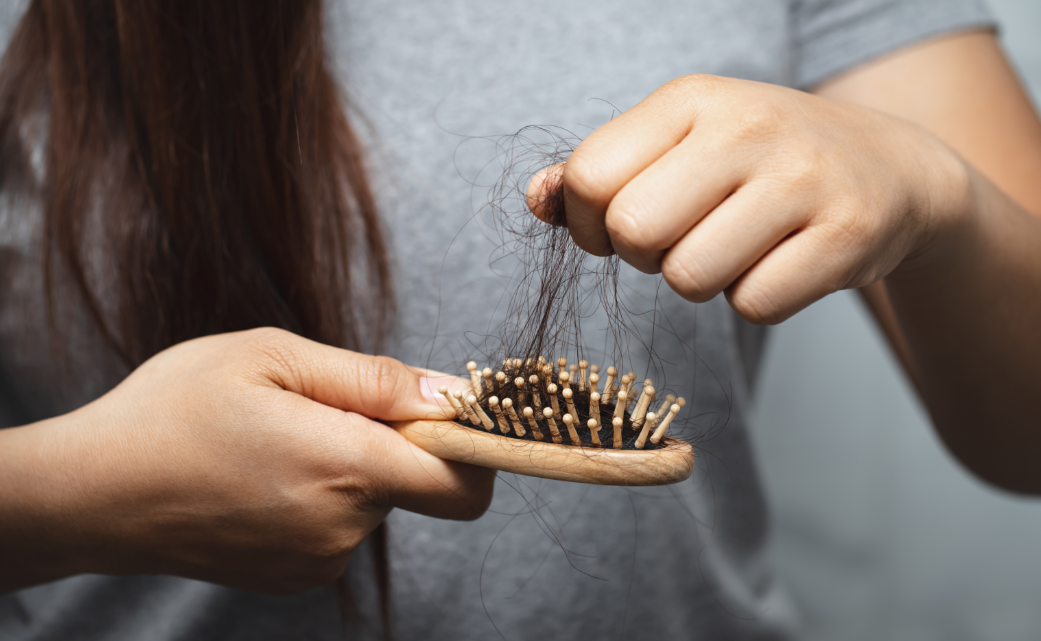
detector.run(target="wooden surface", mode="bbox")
[392,419,695,486]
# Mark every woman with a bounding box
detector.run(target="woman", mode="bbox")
[3,0,1040,639]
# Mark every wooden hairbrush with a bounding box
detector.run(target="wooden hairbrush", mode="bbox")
[393,357,694,486]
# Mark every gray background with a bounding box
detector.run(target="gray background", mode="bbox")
[750,2,1041,639]
[0,0,1037,638]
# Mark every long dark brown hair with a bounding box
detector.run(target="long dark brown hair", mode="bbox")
[0,0,393,634]
[0,0,392,367]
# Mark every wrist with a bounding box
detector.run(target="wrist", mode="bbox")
[896,139,979,275]
[0,412,123,590]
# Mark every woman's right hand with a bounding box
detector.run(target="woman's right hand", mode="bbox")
[0,328,493,593]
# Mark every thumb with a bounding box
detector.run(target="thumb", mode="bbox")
[244,329,467,422]
[526,162,566,225]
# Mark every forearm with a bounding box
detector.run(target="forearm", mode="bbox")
[885,168,1041,493]
[0,419,95,591]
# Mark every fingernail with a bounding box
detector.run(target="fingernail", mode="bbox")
[419,376,468,404]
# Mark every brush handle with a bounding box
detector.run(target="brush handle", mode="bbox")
[390,419,694,486]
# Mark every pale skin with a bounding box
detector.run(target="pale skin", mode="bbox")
[528,30,1041,494]
[2,29,1040,595]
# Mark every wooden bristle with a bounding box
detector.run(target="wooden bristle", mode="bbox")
[502,398,525,437]
[489,396,510,434]
[656,393,676,417]
[613,388,629,421]
[618,374,632,399]
[448,357,684,453]
[650,403,681,444]
[587,418,601,447]
[562,387,578,417]
[630,384,654,429]
[547,383,561,416]
[469,394,494,431]
[562,413,580,445]
[602,367,618,404]
[459,392,480,426]
[635,411,657,449]
[439,385,463,419]
[529,374,542,410]
[515,377,527,406]
[558,370,571,390]
[624,372,637,395]
[543,407,563,444]
[523,406,544,441]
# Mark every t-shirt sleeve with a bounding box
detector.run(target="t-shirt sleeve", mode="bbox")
[793,0,997,89]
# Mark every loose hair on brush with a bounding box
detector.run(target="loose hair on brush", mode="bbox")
[0,0,392,634]
[428,125,698,453]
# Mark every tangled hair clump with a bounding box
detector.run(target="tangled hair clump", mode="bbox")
[480,125,645,370]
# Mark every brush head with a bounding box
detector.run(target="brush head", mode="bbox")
[392,356,694,486]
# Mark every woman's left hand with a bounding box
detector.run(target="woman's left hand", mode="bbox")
[528,74,969,324]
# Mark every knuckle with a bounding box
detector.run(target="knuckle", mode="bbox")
[729,280,786,325]
[241,327,296,366]
[734,100,786,142]
[562,152,609,205]
[770,146,825,195]
[818,205,876,251]
[236,327,307,388]
[661,254,716,303]
[604,202,650,250]
[663,73,723,98]
[364,355,408,407]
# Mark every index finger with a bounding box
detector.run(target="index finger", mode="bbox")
[240,329,469,422]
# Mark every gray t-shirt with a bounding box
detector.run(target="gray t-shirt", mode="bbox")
[0,1,993,639]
